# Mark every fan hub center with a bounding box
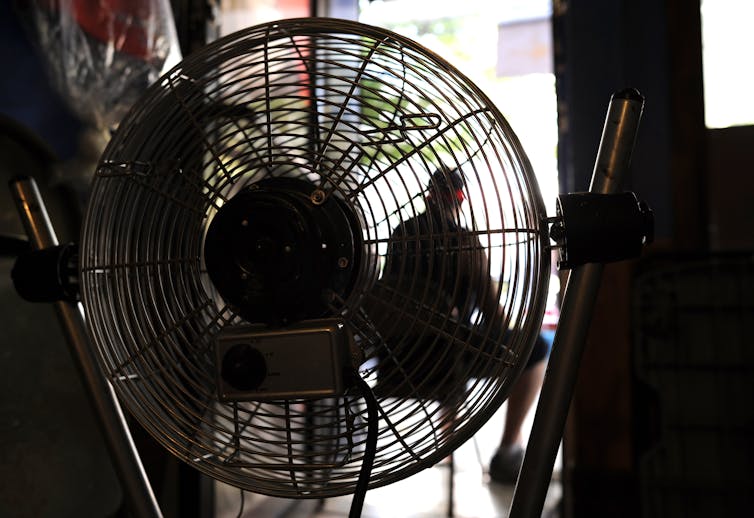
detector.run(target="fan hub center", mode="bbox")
[204,178,359,326]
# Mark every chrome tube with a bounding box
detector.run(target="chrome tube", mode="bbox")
[9,177,163,518]
[509,89,645,518]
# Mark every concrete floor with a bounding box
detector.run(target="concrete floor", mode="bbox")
[216,396,562,518]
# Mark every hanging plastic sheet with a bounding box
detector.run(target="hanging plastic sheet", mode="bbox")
[24,0,182,130]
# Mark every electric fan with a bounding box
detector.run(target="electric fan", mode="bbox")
[77,16,550,504]
[8,15,655,518]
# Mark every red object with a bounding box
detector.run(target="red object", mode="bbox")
[542,304,560,331]
[61,0,161,60]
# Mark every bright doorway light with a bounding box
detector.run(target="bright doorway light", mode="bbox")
[701,0,754,128]
[359,0,559,215]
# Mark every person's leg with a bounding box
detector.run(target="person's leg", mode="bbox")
[500,359,546,447]
[489,332,551,484]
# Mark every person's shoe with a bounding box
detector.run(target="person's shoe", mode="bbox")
[488,444,525,484]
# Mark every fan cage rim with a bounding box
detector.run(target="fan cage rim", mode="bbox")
[79,17,552,499]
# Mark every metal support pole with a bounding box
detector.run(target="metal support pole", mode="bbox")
[509,88,644,518]
[9,176,163,518]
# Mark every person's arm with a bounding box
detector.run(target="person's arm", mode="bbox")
[459,231,504,327]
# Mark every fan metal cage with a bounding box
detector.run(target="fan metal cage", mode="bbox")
[80,18,550,498]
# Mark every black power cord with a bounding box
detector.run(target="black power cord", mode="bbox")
[349,375,379,518]
[236,489,245,518]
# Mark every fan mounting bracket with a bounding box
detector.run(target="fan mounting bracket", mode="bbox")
[547,191,654,269]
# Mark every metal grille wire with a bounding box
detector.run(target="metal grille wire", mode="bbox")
[80,18,550,498]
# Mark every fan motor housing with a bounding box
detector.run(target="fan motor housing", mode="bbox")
[204,177,360,326]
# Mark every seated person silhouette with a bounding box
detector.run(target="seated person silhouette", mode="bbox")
[366,166,551,482]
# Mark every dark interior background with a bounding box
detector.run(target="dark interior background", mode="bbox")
[555,1,754,516]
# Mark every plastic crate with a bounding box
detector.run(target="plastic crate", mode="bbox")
[633,253,754,517]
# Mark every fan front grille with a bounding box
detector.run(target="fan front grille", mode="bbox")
[80,18,550,497]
